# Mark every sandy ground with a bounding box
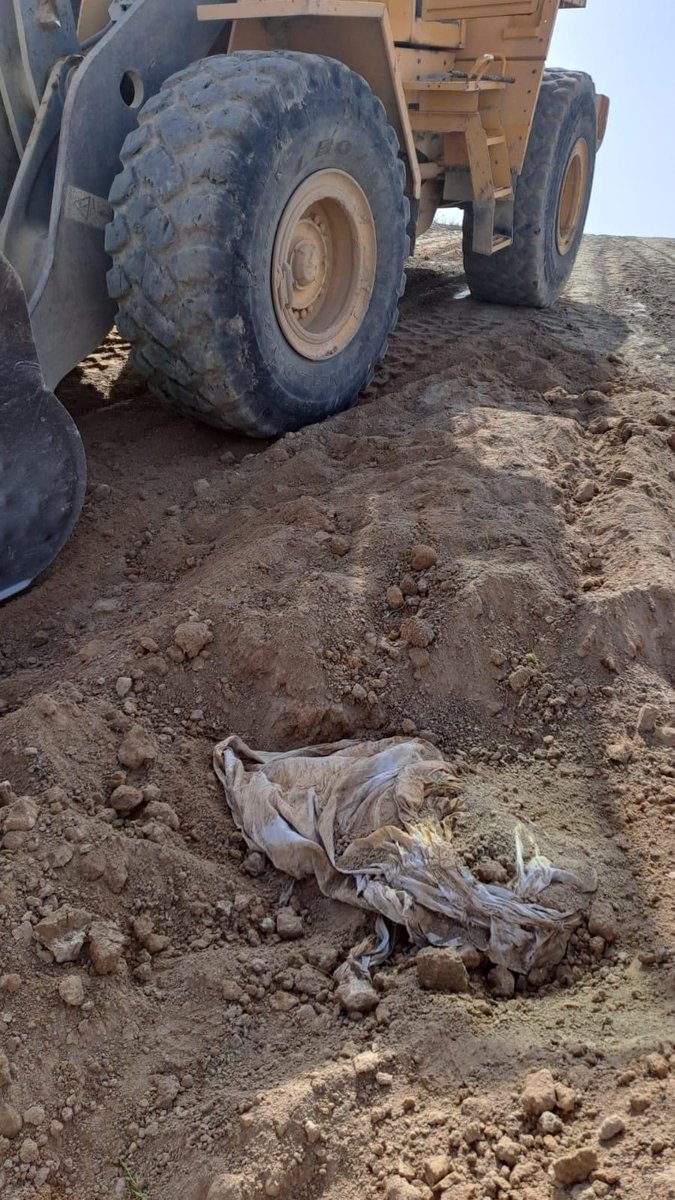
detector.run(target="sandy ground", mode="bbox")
[0,228,674,1200]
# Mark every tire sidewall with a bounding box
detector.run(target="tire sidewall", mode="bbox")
[542,92,597,294]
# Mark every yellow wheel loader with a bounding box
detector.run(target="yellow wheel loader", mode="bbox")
[0,0,608,597]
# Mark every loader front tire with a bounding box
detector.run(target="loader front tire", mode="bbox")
[462,70,597,308]
[106,52,409,436]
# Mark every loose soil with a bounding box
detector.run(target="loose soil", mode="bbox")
[0,228,674,1200]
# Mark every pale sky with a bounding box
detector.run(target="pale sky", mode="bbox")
[440,1,674,238]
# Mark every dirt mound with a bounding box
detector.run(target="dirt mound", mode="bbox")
[0,229,674,1200]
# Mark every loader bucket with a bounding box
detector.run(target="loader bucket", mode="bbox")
[0,254,86,601]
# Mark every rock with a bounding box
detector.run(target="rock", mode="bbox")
[34,907,89,963]
[495,1136,520,1167]
[555,1083,578,1114]
[487,964,515,998]
[115,676,133,698]
[655,726,675,748]
[206,1174,246,1200]
[410,544,438,571]
[269,990,298,1013]
[276,908,303,940]
[329,534,350,557]
[222,979,244,1003]
[628,1091,650,1113]
[109,784,144,813]
[335,974,379,1014]
[574,480,597,504]
[598,1114,625,1141]
[0,1102,22,1138]
[422,1153,451,1185]
[58,975,85,1007]
[144,800,180,829]
[521,1068,557,1117]
[416,947,469,993]
[376,1071,394,1087]
[88,919,125,974]
[386,1176,423,1200]
[353,1051,381,1077]
[173,620,213,659]
[455,942,483,970]
[475,859,508,884]
[193,477,210,497]
[2,798,38,832]
[19,1136,39,1163]
[587,900,616,944]
[552,1148,598,1185]
[154,1075,180,1109]
[386,585,405,611]
[636,704,658,734]
[508,666,533,693]
[23,1105,45,1127]
[539,1111,563,1134]
[0,974,21,993]
[606,737,633,764]
[117,724,157,770]
[304,1119,322,1143]
[401,617,434,648]
[645,1052,669,1079]
[0,1051,10,1086]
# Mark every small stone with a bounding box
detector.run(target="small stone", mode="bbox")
[19,1136,39,1163]
[173,620,213,659]
[193,477,210,497]
[117,724,157,770]
[335,973,378,1014]
[88,919,126,974]
[154,1075,180,1109]
[574,480,597,504]
[495,1136,520,1167]
[353,1051,381,1077]
[401,617,434,649]
[539,1111,563,1135]
[629,1091,650,1113]
[422,1153,451,1185]
[109,784,144,813]
[144,800,180,829]
[242,850,265,876]
[636,704,658,734]
[0,1051,10,1087]
[508,666,533,693]
[386,1175,423,1200]
[555,1083,578,1114]
[0,974,21,993]
[34,907,89,964]
[115,676,133,698]
[521,1068,557,1117]
[386,585,405,611]
[416,947,469,993]
[598,1114,625,1141]
[487,964,515,998]
[276,908,303,940]
[222,979,244,1003]
[410,544,438,571]
[58,975,85,1007]
[304,1119,322,1144]
[655,725,675,748]
[645,1052,668,1079]
[3,798,38,832]
[0,1102,22,1138]
[552,1148,598,1185]
[23,1105,45,1127]
[329,534,350,557]
[376,1071,394,1087]
[588,900,616,943]
[475,859,508,884]
[206,1174,246,1200]
[606,737,633,764]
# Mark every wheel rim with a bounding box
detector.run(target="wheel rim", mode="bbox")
[556,137,590,256]
[272,169,377,360]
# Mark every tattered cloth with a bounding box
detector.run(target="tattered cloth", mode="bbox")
[213,735,594,974]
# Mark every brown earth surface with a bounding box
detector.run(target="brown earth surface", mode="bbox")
[0,227,674,1200]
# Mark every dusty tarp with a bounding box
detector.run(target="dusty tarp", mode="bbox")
[213,735,595,974]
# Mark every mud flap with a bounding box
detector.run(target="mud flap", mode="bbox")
[0,254,86,600]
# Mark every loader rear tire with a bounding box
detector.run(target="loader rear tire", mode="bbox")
[462,70,597,308]
[106,51,409,436]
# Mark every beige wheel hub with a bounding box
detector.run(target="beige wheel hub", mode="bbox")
[272,169,377,360]
[556,137,590,256]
